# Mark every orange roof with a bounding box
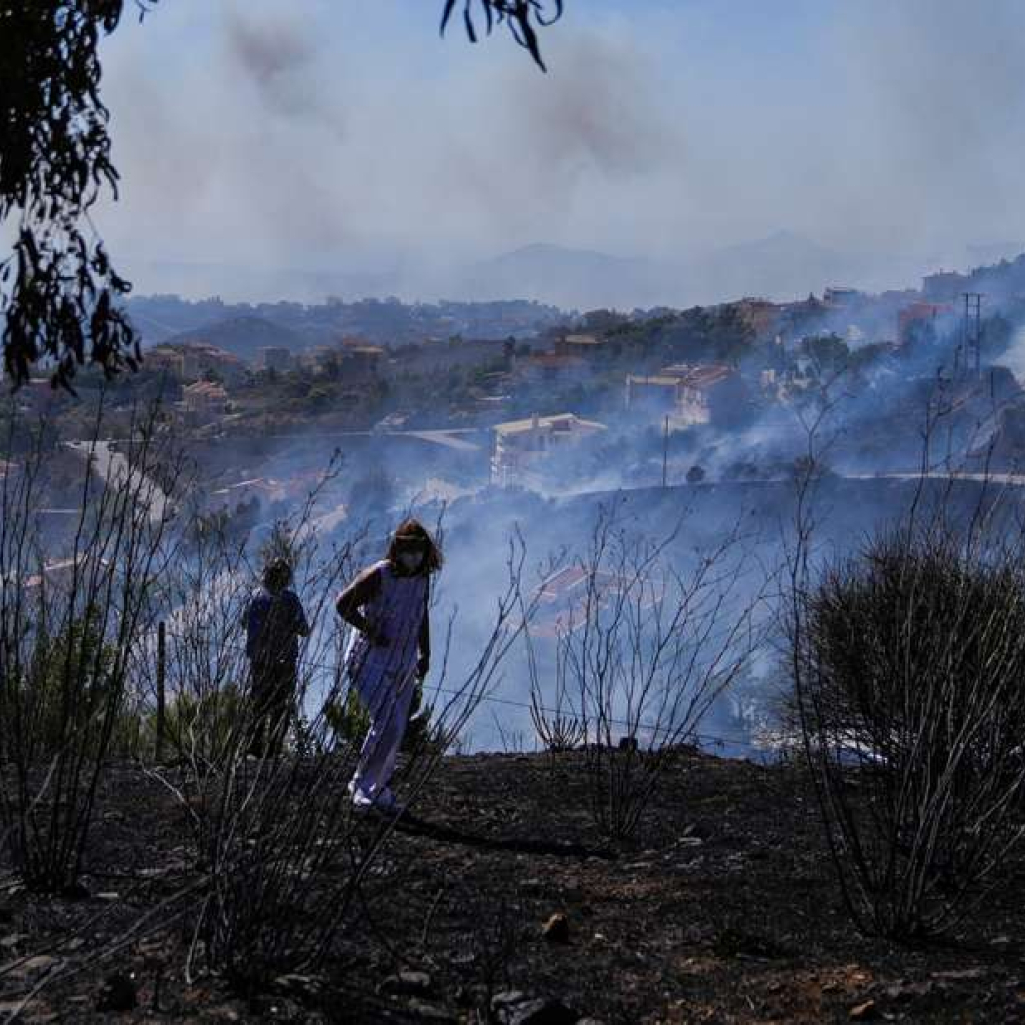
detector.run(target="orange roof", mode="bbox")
[184,381,228,398]
[901,302,954,317]
[538,565,591,598]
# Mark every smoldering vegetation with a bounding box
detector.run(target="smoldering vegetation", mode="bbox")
[3,392,1025,1021]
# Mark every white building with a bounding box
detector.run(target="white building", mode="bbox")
[490,413,607,488]
[626,364,749,428]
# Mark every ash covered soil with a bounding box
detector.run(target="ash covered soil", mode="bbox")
[2,750,1024,1024]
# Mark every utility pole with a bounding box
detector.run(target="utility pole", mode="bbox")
[661,415,669,488]
[963,292,983,379]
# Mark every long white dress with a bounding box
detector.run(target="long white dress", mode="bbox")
[344,560,427,804]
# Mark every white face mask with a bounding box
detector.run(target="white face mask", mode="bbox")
[398,551,424,572]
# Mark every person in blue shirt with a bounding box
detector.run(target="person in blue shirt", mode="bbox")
[245,558,310,757]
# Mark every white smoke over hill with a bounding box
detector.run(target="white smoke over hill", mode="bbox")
[94,1,1025,307]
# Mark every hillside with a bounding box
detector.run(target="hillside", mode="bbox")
[3,750,1021,1023]
[161,315,306,362]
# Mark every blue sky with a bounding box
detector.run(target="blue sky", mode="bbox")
[95,1,1025,300]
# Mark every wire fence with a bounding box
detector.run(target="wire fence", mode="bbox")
[151,622,771,758]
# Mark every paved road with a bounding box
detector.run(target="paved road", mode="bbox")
[211,427,487,452]
[65,441,173,525]
[845,469,1025,487]
[401,430,482,453]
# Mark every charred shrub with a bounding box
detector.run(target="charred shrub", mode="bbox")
[155,514,530,993]
[530,504,762,841]
[792,528,1025,937]
[158,684,247,767]
[0,411,174,893]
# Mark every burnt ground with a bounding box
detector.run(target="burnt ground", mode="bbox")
[1,750,1024,1024]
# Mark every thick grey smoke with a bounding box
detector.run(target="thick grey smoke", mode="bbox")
[94,1,1025,308]
[226,9,313,87]
[814,0,1025,260]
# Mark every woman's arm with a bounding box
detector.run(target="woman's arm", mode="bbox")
[336,566,383,641]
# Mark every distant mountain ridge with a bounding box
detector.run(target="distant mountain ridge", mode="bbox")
[125,236,1025,315]
[463,243,657,310]
[461,234,893,308]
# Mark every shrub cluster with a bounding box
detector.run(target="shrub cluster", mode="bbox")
[793,528,1025,937]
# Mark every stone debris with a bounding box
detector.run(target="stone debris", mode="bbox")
[9,954,60,978]
[542,912,570,944]
[406,997,457,1022]
[848,998,877,1020]
[273,974,326,1001]
[492,989,528,1010]
[382,969,434,996]
[504,997,580,1025]
[96,971,138,1012]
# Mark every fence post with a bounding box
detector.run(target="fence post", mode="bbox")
[156,620,166,762]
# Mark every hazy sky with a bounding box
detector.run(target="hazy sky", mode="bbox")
[96,0,1025,293]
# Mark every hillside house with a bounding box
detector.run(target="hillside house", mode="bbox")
[530,563,663,639]
[823,287,863,308]
[490,413,607,488]
[624,375,681,415]
[553,333,613,361]
[340,340,385,381]
[303,340,384,381]
[178,344,249,387]
[627,364,750,428]
[664,364,750,426]
[530,565,618,639]
[24,554,111,594]
[922,271,965,303]
[182,381,230,421]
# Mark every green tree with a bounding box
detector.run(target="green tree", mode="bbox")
[800,333,850,375]
[709,305,756,363]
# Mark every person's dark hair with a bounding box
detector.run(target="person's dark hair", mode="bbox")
[386,519,443,574]
[263,558,293,592]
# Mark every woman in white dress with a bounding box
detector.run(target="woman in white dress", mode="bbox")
[335,519,442,811]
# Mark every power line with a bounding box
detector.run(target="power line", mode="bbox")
[157,628,762,753]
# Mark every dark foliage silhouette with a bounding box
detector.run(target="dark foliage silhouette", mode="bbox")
[441,0,564,70]
[0,3,162,389]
